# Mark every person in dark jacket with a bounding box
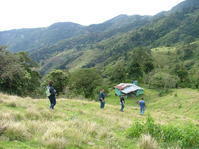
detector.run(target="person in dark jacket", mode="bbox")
[120,95,125,112]
[99,89,105,109]
[47,81,56,110]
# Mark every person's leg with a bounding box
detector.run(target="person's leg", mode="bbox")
[53,96,56,109]
[142,107,145,114]
[52,98,55,109]
[140,106,144,114]
[141,106,144,114]
[48,96,53,109]
[103,101,105,108]
[120,103,124,111]
[100,101,103,109]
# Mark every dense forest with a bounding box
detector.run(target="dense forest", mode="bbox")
[0,0,199,98]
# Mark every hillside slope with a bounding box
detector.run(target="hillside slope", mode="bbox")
[0,88,198,149]
[0,0,199,75]
[33,0,199,74]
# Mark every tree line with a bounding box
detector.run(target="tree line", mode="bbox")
[0,43,198,99]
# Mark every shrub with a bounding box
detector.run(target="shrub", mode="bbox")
[127,116,199,148]
[145,116,162,139]
[127,121,144,138]
[148,72,179,89]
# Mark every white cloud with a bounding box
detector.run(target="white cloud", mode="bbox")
[0,0,184,31]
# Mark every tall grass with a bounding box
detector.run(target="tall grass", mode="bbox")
[4,122,30,141]
[127,116,199,148]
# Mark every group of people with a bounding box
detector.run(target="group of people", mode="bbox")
[46,82,146,114]
[99,89,146,114]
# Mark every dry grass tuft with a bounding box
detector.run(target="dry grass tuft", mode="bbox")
[25,108,41,120]
[0,112,16,121]
[6,102,17,107]
[42,125,68,149]
[138,134,159,149]
[42,126,65,140]
[44,137,67,149]
[0,121,7,136]
[4,122,30,141]
[0,112,24,122]
[0,99,4,103]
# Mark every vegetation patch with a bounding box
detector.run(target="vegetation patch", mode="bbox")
[4,122,30,141]
[127,116,199,148]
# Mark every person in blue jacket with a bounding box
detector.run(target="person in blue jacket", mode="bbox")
[138,98,146,114]
[99,89,105,109]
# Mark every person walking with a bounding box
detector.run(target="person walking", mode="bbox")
[120,95,125,112]
[99,89,105,109]
[138,98,146,114]
[46,81,56,110]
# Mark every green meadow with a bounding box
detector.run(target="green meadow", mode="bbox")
[0,88,198,149]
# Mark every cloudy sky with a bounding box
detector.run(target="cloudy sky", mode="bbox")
[0,0,184,31]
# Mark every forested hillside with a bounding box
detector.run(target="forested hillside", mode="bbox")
[0,0,198,76]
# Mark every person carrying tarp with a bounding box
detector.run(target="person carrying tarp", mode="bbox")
[99,89,105,109]
[119,94,125,112]
[138,98,146,114]
[46,81,57,110]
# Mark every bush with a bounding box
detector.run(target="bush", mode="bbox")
[127,121,144,138]
[127,116,199,148]
[148,72,179,89]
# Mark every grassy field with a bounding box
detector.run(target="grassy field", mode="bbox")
[0,88,198,149]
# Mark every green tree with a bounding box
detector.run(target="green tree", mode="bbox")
[110,61,126,83]
[126,47,154,80]
[69,68,103,98]
[148,71,179,89]
[43,69,69,95]
[0,46,41,96]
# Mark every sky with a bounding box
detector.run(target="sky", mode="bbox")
[0,0,184,31]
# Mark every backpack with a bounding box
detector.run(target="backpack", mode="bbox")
[46,86,51,97]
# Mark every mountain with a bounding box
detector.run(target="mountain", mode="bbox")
[0,22,87,53]
[0,0,199,74]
